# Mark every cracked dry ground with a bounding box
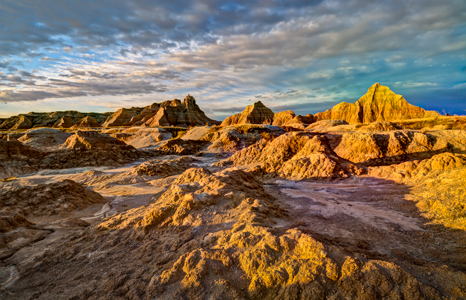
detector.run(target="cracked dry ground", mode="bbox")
[1,162,466,300]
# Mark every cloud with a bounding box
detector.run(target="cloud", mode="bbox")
[0,0,465,117]
[40,57,58,61]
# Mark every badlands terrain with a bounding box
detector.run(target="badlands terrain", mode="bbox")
[1,84,466,299]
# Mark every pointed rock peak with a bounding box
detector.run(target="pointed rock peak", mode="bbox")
[253,101,267,108]
[183,94,197,107]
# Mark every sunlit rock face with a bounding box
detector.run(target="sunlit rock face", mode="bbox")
[221,101,275,126]
[315,83,440,124]
[103,95,220,127]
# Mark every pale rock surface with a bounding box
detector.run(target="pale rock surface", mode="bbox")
[111,127,172,148]
[17,128,71,150]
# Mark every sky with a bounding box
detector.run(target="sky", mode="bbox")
[0,0,465,120]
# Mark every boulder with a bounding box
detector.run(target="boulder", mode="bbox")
[315,83,440,124]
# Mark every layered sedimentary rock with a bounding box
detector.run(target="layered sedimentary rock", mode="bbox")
[221,101,274,126]
[272,110,296,126]
[102,107,145,127]
[0,180,106,217]
[216,131,365,179]
[17,128,71,150]
[10,116,32,130]
[315,83,440,124]
[0,111,111,130]
[103,95,220,127]
[71,116,101,128]
[53,116,74,128]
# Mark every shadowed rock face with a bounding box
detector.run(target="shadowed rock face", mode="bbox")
[315,83,440,124]
[71,116,101,128]
[53,116,74,128]
[222,101,275,126]
[103,95,220,127]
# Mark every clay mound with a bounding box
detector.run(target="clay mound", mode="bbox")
[98,167,277,232]
[216,132,365,179]
[315,83,440,124]
[0,213,36,234]
[329,130,452,165]
[199,125,281,156]
[35,131,143,169]
[272,110,295,126]
[53,116,74,128]
[221,101,274,126]
[0,179,106,217]
[71,116,101,128]
[102,107,144,127]
[10,115,33,130]
[368,152,466,181]
[155,139,209,155]
[10,165,461,299]
[306,119,350,131]
[0,212,49,260]
[357,121,400,131]
[0,140,42,180]
[114,127,172,148]
[17,128,71,150]
[63,130,132,150]
[126,157,199,177]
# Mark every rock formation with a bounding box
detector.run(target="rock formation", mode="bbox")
[103,95,220,127]
[0,180,106,217]
[53,116,74,128]
[272,110,296,126]
[102,107,145,127]
[71,116,101,128]
[0,111,111,130]
[216,131,365,179]
[315,83,440,124]
[10,116,32,130]
[17,128,71,150]
[221,101,274,126]
[110,127,172,148]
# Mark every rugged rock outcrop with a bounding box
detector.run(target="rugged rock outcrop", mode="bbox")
[125,157,199,177]
[315,83,440,124]
[0,140,42,179]
[0,180,106,217]
[216,131,365,179]
[272,110,296,126]
[103,95,220,127]
[10,116,32,130]
[0,111,111,130]
[110,127,172,148]
[102,107,145,127]
[71,116,101,128]
[17,128,71,150]
[154,139,210,155]
[221,101,274,126]
[53,116,74,128]
[272,111,316,127]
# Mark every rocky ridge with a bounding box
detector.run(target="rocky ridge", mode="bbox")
[315,83,440,124]
[103,95,220,127]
